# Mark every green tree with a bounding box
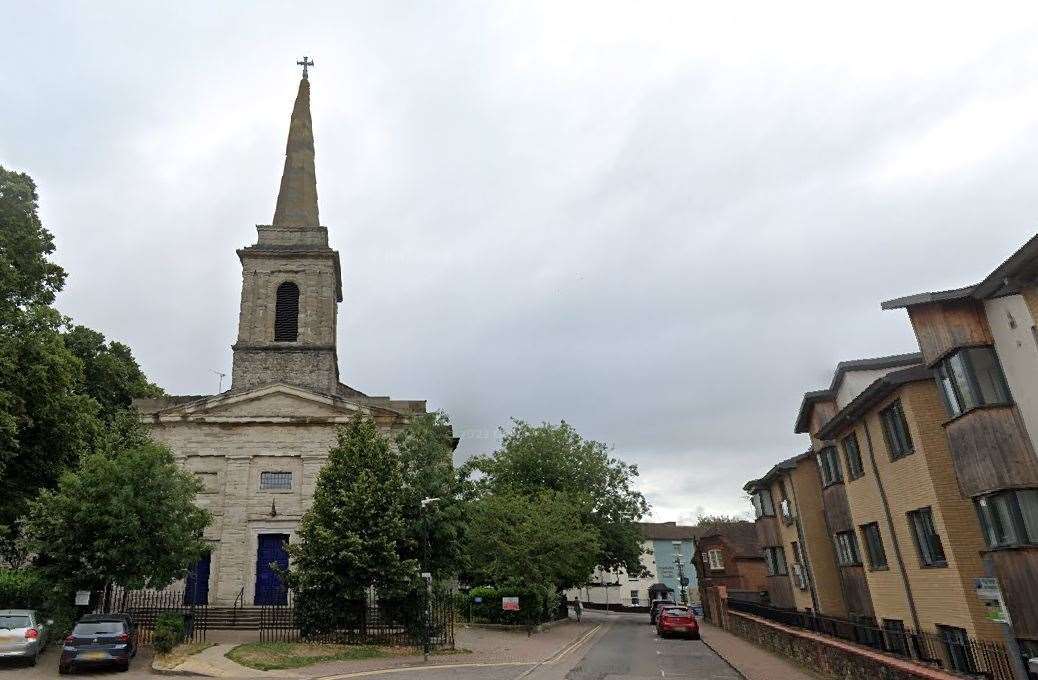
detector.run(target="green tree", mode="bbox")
[62,324,163,422]
[286,417,419,636]
[463,491,601,593]
[395,411,465,579]
[22,441,210,593]
[465,419,649,575]
[0,168,66,322]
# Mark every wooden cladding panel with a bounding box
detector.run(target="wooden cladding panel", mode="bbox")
[944,406,1038,496]
[810,401,837,437]
[840,565,875,618]
[755,517,782,547]
[766,575,796,610]
[989,548,1038,639]
[907,301,993,365]
[822,483,853,533]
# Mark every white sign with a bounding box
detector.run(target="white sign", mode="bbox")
[502,596,520,611]
[75,591,90,606]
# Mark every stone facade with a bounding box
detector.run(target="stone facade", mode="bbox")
[135,75,431,605]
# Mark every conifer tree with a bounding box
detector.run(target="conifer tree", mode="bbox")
[287,416,419,636]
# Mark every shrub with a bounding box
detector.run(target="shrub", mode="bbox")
[0,569,48,609]
[153,612,186,654]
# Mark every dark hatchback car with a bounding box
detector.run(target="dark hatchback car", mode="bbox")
[59,614,137,674]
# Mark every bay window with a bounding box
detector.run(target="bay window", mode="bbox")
[975,489,1038,548]
[817,446,843,486]
[934,346,1011,418]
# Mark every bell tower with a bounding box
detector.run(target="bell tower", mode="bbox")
[230,69,343,394]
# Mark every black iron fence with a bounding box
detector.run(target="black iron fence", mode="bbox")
[259,587,454,651]
[726,599,1015,680]
[93,587,207,645]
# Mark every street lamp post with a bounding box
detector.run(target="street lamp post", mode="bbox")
[420,498,440,662]
[673,541,688,604]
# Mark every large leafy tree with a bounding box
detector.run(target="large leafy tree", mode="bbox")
[0,167,163,561]
[22,440,210,593]
[395,411,465,579]
[286,417,419,635]
[463,491,601,592]
[465,419,649,576]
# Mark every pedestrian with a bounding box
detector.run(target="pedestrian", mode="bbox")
[574,597,583,622]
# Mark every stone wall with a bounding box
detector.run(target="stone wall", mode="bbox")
[725,611,968,680]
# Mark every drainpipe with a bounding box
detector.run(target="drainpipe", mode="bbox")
[861,419,922,633]
[786,472,821,613]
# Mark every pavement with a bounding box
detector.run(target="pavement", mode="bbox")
[0,611,816,679]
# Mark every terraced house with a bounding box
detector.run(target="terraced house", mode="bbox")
[882,234,1038,665]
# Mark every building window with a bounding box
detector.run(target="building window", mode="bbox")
[934,346,1011,418]
[763,546,787,576]
[817,446,843,486]
[260,471,293,491]
[834,531,861,566]
[842,432,865,479]
[975,489,1038,548]
[707,549,724,571]
[751,488,775,518]
[630,590,640,606]
[879,400,914,460]
[860,523,888,570]
[908,507,947,567]
[938,625,976,674]
[882,619,909,657]
[273,281,300,342]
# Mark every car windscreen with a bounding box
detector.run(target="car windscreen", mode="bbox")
[72,622,125,636]
[662,607,690,617]
[0,615,30,629]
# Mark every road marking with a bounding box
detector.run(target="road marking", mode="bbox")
[321,624,602,680]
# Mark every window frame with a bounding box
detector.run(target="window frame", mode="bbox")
[763,546,788,576]
[707,549,724,571]
[879,400,914,460]
[273,281,301,342]
[975,489,1038,548]
[842,432,865,480]
[933,346,1012,419]
[751,488,776,518]
[834,530,861,566]
[817,446,843,487]
[907,506,947,567]
[259,470,293,492]
[860,522,888,570]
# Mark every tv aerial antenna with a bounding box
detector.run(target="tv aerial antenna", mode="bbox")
[210,369,227,393]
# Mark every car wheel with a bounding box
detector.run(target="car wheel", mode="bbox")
[691,632,701,640]
[118,659,130,672]
[58,664,70,675]
[29,651,39,666]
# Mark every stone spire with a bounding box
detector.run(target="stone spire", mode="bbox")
[272,77,320,227]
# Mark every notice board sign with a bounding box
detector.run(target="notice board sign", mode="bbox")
[502,596,520,611]
[975,577,1010,625]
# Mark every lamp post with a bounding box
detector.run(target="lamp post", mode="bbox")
[673,541,688,605]
[420,498,440,661]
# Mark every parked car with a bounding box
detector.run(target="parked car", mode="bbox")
[649,599,676,625]
[0,609,52,666]
[656,605,700,639]
[59,614,137,674]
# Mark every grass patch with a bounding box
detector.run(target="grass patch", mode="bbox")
[225,641,388,670]
[154,641,215,669]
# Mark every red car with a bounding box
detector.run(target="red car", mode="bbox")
[656,606,700,639]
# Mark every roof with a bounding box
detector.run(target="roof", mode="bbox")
[794,389,833,434]
[816,365,932,440]
[882,233,1038,310]
[696,521,761,558]
[638,521,696,541]
[743,450,813,492]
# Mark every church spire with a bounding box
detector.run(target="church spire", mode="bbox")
[272,74,319,227]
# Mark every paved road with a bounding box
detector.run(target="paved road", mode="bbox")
[0,612,742,680]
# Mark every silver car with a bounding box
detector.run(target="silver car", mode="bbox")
[0,609,51,665]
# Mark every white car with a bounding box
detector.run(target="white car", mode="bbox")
[0,609,51,666]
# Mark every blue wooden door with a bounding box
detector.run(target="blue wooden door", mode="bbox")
[184,552,211,605]
[254,534,289,605]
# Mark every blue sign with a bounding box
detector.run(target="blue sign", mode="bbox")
[474,596,483,603]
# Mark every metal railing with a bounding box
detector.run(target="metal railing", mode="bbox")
[94,587,207,645]
[726,599,1016,680]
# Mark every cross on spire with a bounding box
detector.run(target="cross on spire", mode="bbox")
[297,56,314,80]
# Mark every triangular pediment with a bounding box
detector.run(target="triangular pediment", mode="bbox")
[152,384,388,422]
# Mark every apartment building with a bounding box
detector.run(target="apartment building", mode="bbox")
[882,234,1038,659]
[744,451,846,617]
[694,521,766,602]
[814,362,1003,660]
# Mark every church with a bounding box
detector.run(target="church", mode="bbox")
[134,68,432,607]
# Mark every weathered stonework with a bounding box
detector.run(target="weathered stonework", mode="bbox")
[135,76,433,605]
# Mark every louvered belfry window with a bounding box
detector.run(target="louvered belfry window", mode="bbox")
[274,282,300,342]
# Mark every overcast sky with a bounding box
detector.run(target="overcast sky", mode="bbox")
[4,1,1038,521]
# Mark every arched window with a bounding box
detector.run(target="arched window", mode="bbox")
[273,282,299,342]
